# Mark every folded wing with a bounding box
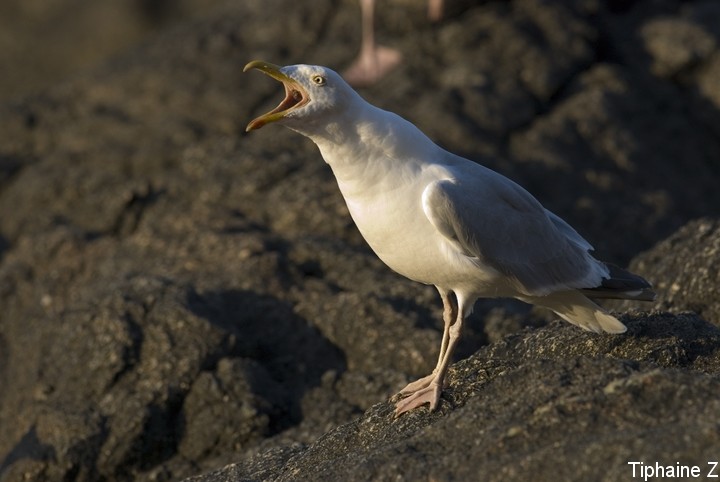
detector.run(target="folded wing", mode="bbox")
[421,170,609,297]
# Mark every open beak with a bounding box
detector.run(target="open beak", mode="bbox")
[244,60,310,132]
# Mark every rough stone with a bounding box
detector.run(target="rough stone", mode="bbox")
[0,1,719,481]
[187,313,720,482]
[613,218,720,325]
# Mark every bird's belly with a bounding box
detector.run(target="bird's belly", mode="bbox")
[345,195,498,292]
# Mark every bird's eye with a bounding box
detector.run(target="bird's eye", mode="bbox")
[312,75,326,86]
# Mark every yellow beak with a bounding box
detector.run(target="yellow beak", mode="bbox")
[244,60,310,131]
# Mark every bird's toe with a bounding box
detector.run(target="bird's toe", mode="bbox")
[397,372,436,396]
[394,383,442,416]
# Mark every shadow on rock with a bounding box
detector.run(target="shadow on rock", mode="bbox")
[185,288,347,422]
[0,427,56,478]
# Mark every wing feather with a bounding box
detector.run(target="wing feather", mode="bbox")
[422,171,607,296]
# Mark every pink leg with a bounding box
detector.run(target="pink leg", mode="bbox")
[428,0,444,22]
[395,289,466,416]
[397,288,456,395]
[342,0,402,87]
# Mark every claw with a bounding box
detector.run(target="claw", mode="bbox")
[394,383,442,416]
[397,372,436,396]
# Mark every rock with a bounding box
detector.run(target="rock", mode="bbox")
[0,0,232,100]
[178,358,290,461]
[642,17,716,77]
[508,62,720,262]
[0,0,719,481]
[186,313,720,481]
[613,218,720,325]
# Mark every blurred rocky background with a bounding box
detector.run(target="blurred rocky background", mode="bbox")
[0,0,719,481]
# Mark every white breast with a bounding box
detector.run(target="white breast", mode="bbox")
[338,163,498,292]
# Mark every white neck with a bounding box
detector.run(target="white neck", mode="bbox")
[289,100,443,190]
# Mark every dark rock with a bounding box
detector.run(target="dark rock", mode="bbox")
[178,358,290,460]
[508,63,720,262]
[613,218,720,325]
[187,313,720,482]
[0,0,719,481]
[0,0,237,100]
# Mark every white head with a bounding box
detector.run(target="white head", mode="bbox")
[244,61,360,134]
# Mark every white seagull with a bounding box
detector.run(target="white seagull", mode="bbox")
[244,61,655,415]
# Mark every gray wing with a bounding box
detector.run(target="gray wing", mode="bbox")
[422,172,607,296]
[545,210,594,252]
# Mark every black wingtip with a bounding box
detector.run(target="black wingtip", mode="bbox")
[580,263,657,301]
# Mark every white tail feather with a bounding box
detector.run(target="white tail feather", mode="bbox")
[525,290,627,334]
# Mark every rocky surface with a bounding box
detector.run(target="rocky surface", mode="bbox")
[0,0,719,481]
[187,313,720,482]
[0,0,230,100]
[613,218,720,325]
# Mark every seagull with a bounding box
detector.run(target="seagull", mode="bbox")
[244,61,656,415]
